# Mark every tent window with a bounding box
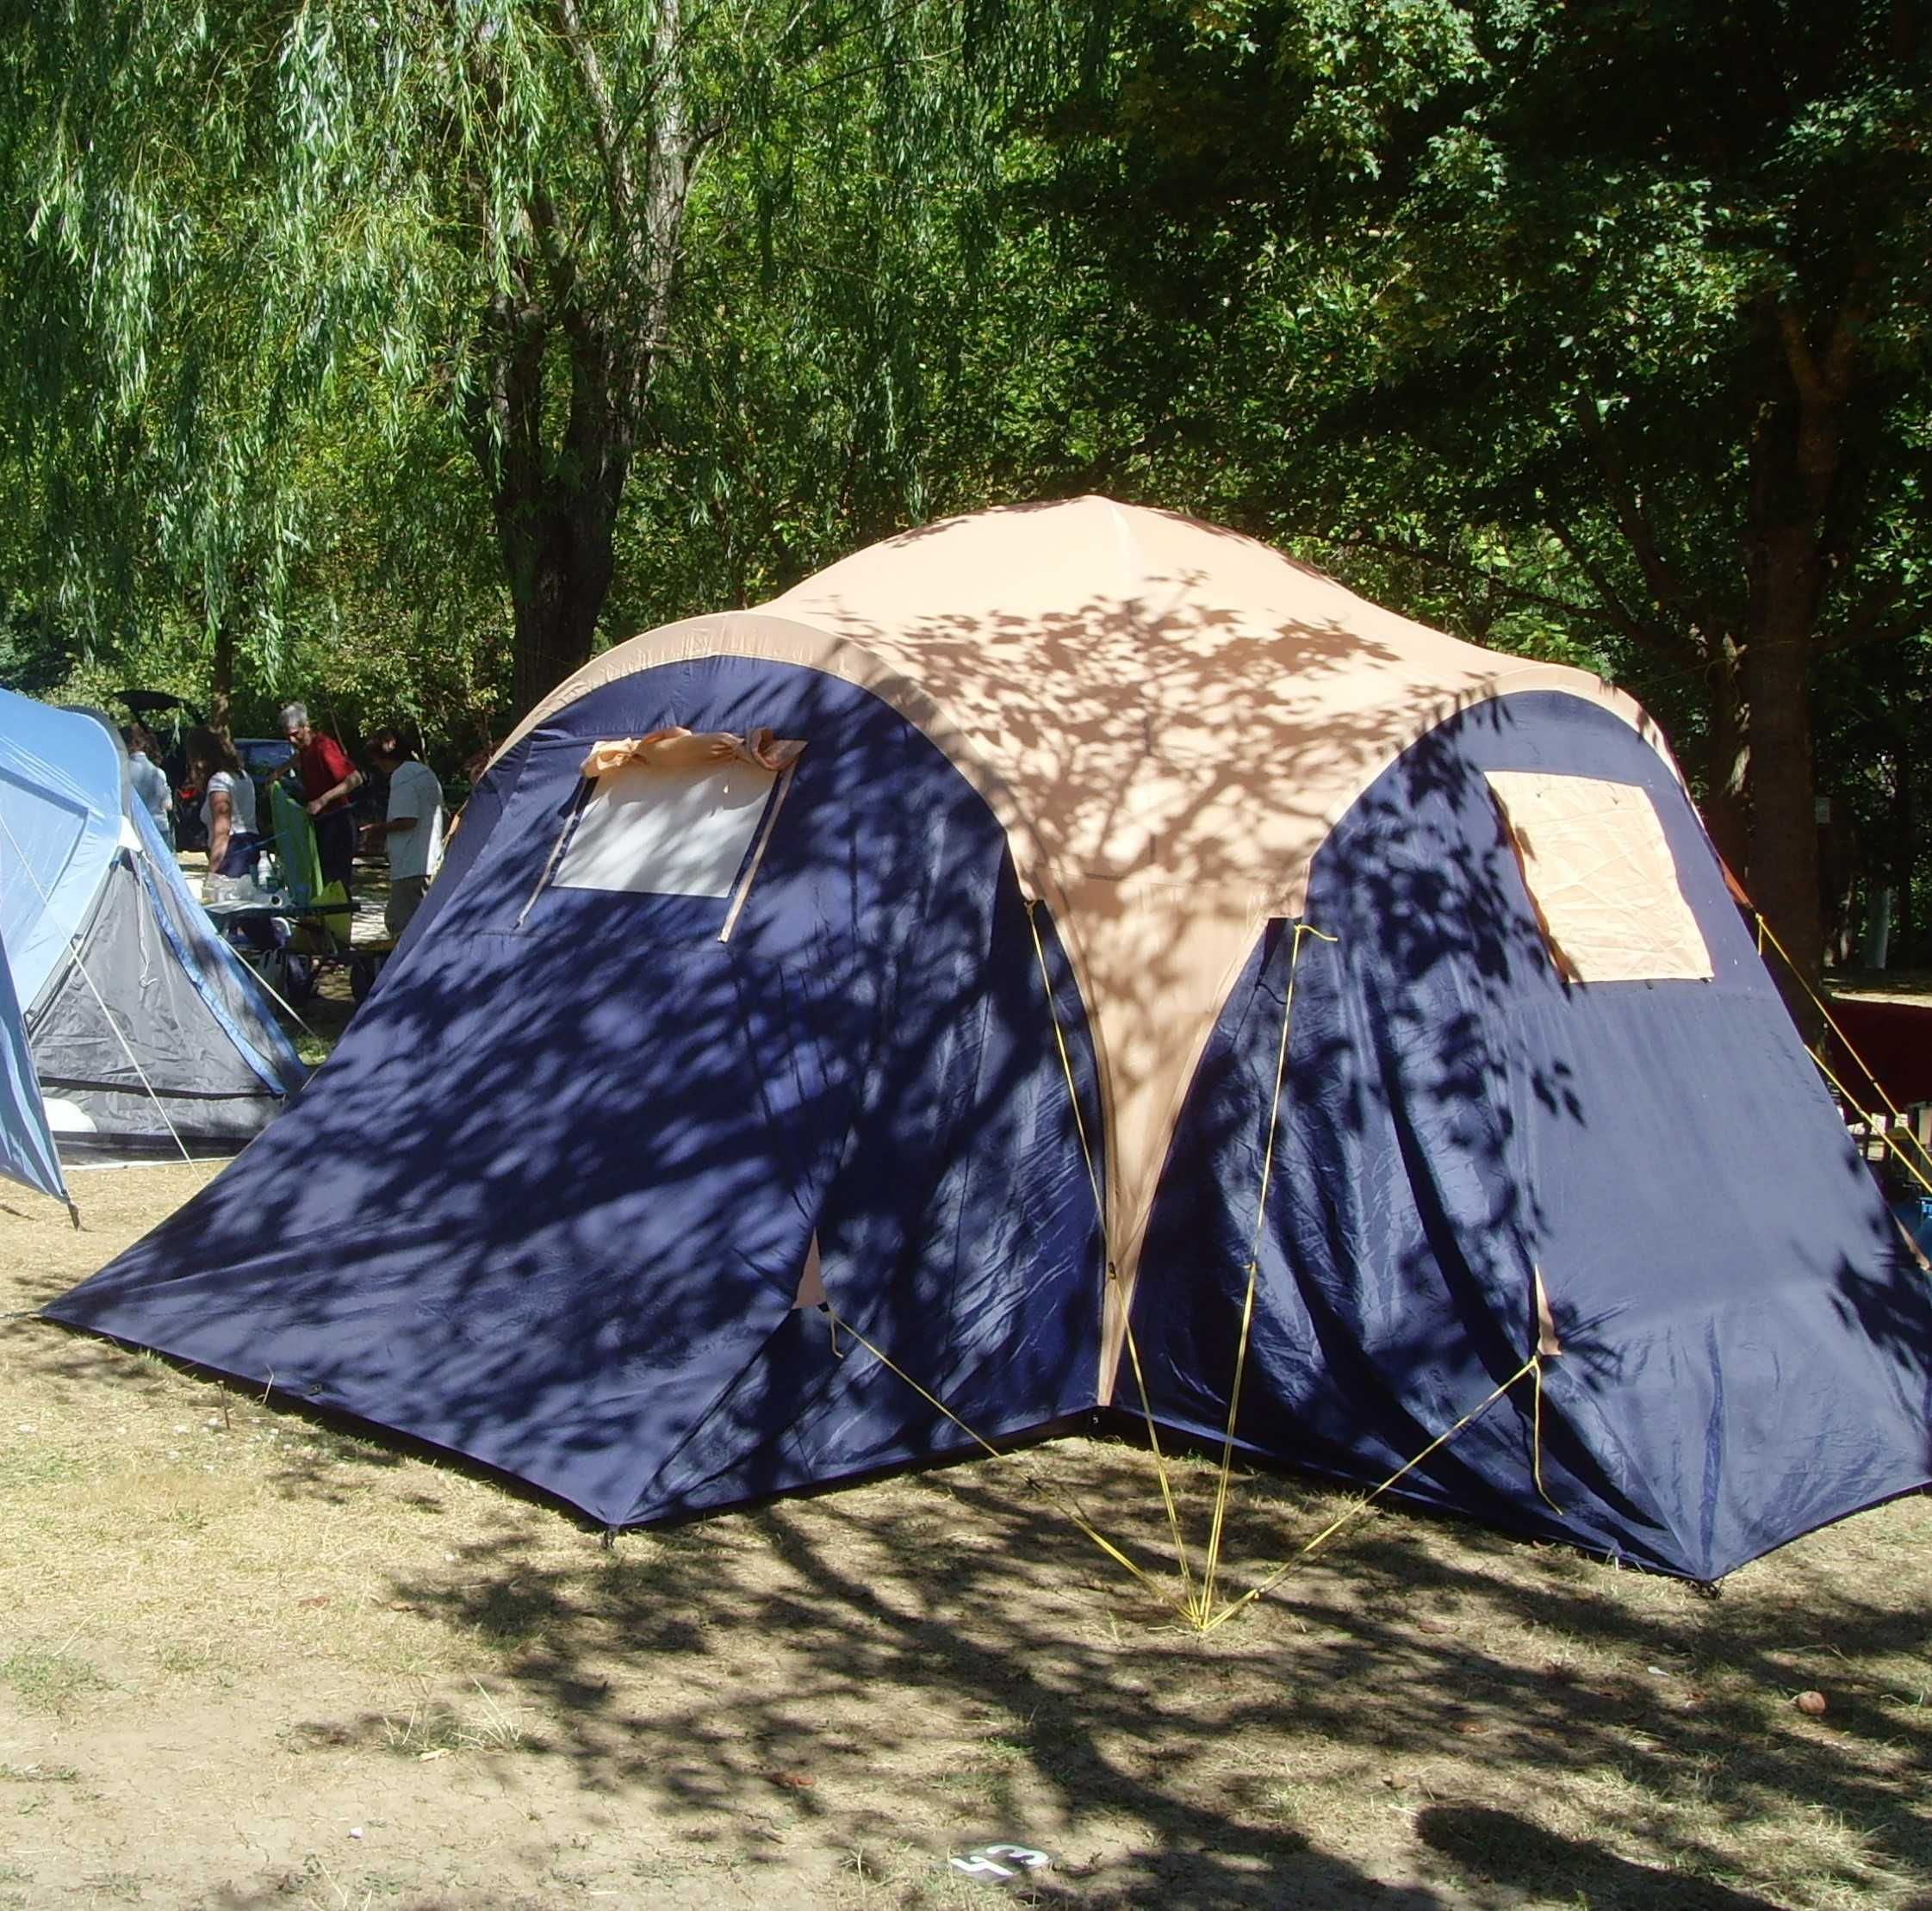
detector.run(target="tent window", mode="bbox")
[1486,771,1711,983]
[553,759,780,899]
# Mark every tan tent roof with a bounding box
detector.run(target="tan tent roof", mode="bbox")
[507,497,1674,1393]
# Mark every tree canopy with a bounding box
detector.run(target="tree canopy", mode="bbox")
[1,0,1928,976]
[1017,0,1932,980]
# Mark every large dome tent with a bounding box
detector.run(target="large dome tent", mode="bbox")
[46,499,1932,1584]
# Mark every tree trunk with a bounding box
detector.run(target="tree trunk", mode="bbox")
[465,292,635,720]
[1700,635,1749,877]
[1738,283,1870,1022]
[1862,886,1893,971]
[500,484,624,717]
[476,0,696,719]
[1743,529,1826,1030]
[1896,770,1920,965]
[209,616,235,746]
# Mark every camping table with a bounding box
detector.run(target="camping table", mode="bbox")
[202,898,388,1007]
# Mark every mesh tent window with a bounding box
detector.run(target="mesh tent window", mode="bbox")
[555,760,780,900]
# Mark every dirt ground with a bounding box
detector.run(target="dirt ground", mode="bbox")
[3,1170,1930,1911]
[1833,970,1932,1008]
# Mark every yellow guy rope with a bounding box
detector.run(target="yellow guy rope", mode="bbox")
[1202,1355,1544,1633]
[1196,921,1337,1626]
[830,898,1556,1635]
[1752,910,1932,1203]
[822,1303,1196,1622]
[1024,897,1199,1613]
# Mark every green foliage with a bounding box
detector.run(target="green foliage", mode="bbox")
[1010,0,1931,965]
[1027,0,1930,619]
[0,0,1927,959]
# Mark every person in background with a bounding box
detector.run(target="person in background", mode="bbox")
[122,722,174,848]
[185,727,259,889]
[363,728,445,940]
[270,701,363,893]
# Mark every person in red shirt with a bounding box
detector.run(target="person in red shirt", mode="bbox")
[270,702,364,893]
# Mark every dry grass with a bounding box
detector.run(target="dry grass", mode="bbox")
[2,1166,1929,1908]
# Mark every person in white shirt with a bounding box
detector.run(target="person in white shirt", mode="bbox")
[186,727,260,884]
[122,723,175,847]
[364,729,445,940]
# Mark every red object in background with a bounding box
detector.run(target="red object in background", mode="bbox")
[296,731,355,807]
[1827,997,1932,1107]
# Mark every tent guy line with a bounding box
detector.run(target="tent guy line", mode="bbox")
[1202,1354,1547,1633]
[1200,919,1338,1624]
[819,1299,1198,1623]
[1023,887,1196,1610]
[1752,906,1932,1206]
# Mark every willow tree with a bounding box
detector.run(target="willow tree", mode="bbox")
[1,0,1049,716]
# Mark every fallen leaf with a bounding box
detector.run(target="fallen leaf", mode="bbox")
[769,1770,815,1790]
[1415,1617,1451,1635]
[1795,1690,1828,1716]
[298,1595,330,1608]
[417,1748,451,1762]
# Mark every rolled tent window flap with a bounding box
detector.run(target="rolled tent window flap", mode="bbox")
[580,729,806,777]
[1484,771,1713,984]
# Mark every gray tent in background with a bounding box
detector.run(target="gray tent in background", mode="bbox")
[0,688,306,1171]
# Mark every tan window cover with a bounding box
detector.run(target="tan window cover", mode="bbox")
[1486,772,1711,983]
[554,729,806,901]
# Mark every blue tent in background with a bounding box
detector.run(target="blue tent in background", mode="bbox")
[0,688,305,1172]
[0,941,65,1205]
[44,501,1932,1581]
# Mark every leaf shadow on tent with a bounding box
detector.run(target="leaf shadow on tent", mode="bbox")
[35,574,1929,1560]
[1828,1161,1932,1473]
[1127,681,1932,1573]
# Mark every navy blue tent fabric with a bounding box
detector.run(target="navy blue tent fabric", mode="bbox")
[1132,692,1932,1580]
[45,638,1930,1574]
[48,661,1103,1526]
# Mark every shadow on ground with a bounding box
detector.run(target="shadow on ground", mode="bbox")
[244,1432,1932,1905]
